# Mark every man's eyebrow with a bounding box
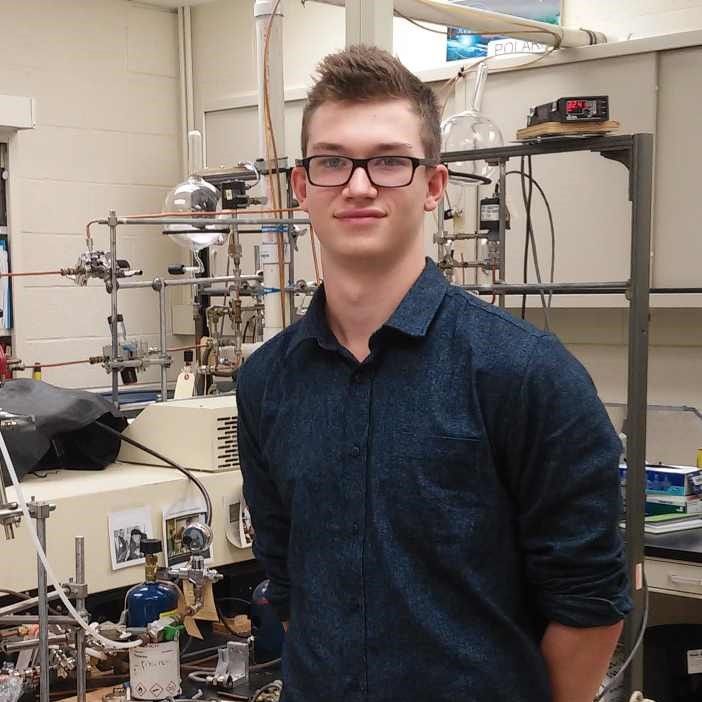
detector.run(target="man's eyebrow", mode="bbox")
[308,142,416,153]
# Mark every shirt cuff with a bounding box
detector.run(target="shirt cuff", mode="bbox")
[539,589,633,628]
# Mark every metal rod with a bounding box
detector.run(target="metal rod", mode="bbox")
[458,281,629,295]
[3,634,69,653]
[498,160,507,308]
[287,175,297,325]
[75,537,87,702]
[118,274,262,291]
[35,506,50,702]
[650,287,702,294]
[441,134,635,164]
[0,475,16,539]
[436,196,446,264]
[0,587,69,617]
[158,283,168,403]
[100,217,309,227]
[623,133,654,695]
[108,210,119,408]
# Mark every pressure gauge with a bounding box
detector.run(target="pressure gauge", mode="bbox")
[182,522,213,555]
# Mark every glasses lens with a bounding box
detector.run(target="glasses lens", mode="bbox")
[368,157,414,187]
[308,156,353,186]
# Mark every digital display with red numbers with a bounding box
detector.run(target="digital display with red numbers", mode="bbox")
[566,99,591,113]
[566,100,597,115]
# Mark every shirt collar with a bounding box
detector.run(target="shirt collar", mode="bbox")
[285,258,448,358]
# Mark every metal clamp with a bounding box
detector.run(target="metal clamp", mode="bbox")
[207,640,250,689]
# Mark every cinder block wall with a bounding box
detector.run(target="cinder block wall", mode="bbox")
[1,0,186,389]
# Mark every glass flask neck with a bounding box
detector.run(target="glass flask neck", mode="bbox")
[469,62,489,113]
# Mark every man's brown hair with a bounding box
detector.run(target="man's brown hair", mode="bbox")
[300,45,442,160]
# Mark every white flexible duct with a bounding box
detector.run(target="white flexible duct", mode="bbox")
[310,0,607,48]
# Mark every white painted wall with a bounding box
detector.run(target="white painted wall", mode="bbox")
[0,0,184,389]
[564,0,702,41]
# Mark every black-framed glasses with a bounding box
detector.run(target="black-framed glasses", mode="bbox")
[296,155,439,188]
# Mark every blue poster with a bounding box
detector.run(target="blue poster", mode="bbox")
[446,0,561,61]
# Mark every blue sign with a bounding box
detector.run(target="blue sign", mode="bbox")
[446,0,561,61]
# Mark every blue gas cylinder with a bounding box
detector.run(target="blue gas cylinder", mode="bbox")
[126,538,180,629]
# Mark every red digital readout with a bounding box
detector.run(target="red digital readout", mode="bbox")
[566,99,590,113]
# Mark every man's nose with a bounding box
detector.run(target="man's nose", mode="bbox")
[344,164,377,196]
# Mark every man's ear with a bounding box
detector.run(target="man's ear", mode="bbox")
[291,166,309,210]
[424,164,448,213]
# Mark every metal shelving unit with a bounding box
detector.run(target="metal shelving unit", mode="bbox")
[440,134,654,693]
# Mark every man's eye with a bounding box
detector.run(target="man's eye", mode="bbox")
[375,157,406,169]
[319,157,346,169]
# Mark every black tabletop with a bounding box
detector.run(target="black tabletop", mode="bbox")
[645,527,702,563]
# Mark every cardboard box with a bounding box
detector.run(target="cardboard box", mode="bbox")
[619,464,702,496]
[645,494,702,516]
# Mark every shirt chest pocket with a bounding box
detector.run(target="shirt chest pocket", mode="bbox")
[385,432,490,543]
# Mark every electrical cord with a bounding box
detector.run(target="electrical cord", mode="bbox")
[520,156,551,329]
[446,169,493,186]
[519,156,531,319]
[513,157,552,330]
[593,574,649,702]
[504,169,556,312]
[214,602,249,641]
[94,421,212,527]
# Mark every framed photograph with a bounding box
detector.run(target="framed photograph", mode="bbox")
[223,492,254,550]
[446,0,561,61]
[163,506,212,566]
[108,507,152,571]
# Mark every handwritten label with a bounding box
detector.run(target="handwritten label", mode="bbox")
[129,643,180,700]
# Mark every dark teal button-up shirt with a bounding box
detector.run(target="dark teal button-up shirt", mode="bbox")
[237,259,631,702]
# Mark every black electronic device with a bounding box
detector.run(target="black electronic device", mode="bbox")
[221,180,248,210]
[528,96,609,127]
[480,189,510,241]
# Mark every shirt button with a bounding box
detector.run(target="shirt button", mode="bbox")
[350,445,361,457]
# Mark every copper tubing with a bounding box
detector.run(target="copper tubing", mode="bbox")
[0,270,62,278]
[33,344,208,371]
[262,0,288,329]
[123,206,301,219]
[39,359,92,369]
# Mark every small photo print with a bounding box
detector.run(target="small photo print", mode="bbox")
[163,509,211,566]
[108,507,152,571]
[225,498,253,549]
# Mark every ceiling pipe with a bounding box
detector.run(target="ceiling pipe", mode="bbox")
[309,0,607,48]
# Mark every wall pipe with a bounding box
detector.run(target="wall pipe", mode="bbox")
[310,0,607,47]
[254,0,288,341]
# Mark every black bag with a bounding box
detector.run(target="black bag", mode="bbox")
[0,379,127,481]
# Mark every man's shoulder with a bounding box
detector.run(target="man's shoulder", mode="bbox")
[443,285,550,369]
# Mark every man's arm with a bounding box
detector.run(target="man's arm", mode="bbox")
[541,620,623,702]
[497,334,632,695]
[237,368,292,622]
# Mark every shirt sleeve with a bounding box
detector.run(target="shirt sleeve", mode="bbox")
[503,334,632,628]
[236,366,291,621]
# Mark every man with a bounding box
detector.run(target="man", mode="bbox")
[237,45,630,702]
